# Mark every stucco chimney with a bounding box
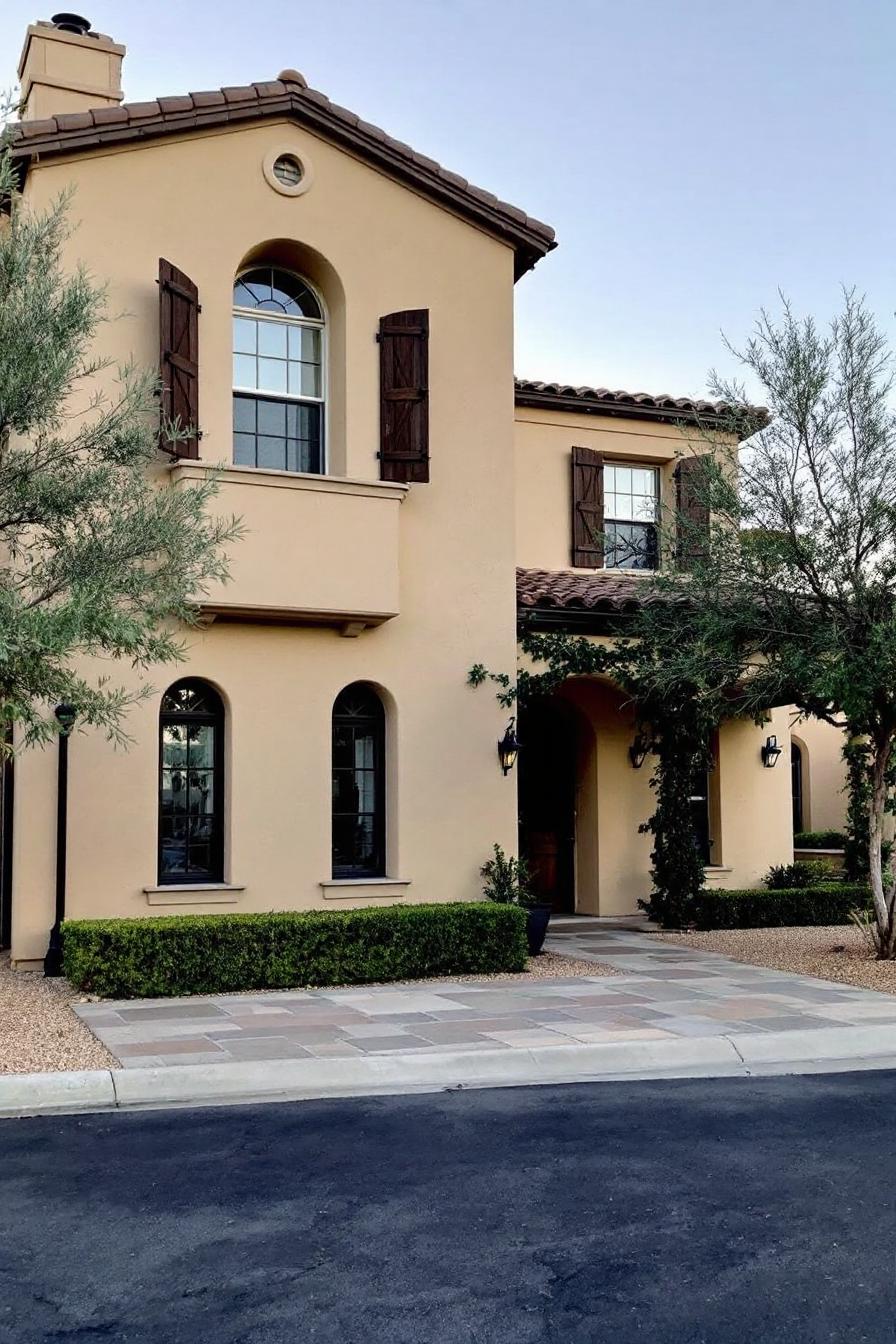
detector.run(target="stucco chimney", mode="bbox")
[17,15,125,121]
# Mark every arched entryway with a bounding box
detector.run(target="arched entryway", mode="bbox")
[518,700,578,913]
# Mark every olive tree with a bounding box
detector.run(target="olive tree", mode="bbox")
[664,291,896,956]
[0,123,239,745]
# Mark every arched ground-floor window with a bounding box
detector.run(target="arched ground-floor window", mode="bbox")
[159,679,225,884]
[332,683,385,878]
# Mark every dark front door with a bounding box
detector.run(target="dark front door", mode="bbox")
[518,702,576,913]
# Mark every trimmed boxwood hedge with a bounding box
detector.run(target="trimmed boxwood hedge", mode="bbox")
[688,884,870,931]
[62,902,528,999]
[794,830,846,850]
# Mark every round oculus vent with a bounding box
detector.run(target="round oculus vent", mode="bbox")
[272,154,303,188]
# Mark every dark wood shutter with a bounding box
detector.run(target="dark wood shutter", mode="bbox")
[378,309,429,482]
[571,446,605,568]
[158,258,200,458]
[675,455,711,570]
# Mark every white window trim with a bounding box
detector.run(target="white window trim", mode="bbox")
[232,269,329,473]
[603,462,661,571]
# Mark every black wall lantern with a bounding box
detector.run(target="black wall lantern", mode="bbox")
[498,717,519,775]
[761,733,783,768]
[629,733,651,769]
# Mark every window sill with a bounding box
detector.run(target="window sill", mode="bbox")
[170,461,408,502]
[319,879,411,900]
[702,866,733,878]
[143,884,246,907]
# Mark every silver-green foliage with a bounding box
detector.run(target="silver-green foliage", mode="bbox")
[0,126,240,746]
[667,291,896,956]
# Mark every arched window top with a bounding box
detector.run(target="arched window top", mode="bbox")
[333,683,384,721]
[233,267,322,321]
[161,679,223,718]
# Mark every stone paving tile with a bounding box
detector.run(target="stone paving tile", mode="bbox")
[114,1038,225,1056]
[481,1028,574,1047]
[157,1051,231,1066]
[748,1014,853,1031]
[328,1034,434,1053]
[114,1003,229,1022]
[216,1038,315,1060]
[301,1041,365,1058]
[403,1023,490,1046]
[647,1016,765,1039]
[206,1025,344,1043]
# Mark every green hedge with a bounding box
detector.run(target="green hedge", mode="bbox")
[62,902,528,999]
[688,884,870,931]
[794,830,846,850]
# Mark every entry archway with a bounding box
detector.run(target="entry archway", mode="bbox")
[518,699,579,913]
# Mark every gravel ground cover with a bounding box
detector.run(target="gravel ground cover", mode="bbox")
[0,949,614,1074]
[651,924,896,994]
[0,953,116,1076]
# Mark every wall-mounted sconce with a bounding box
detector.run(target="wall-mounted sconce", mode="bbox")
[761,734,783,768]
[498,718,519,775]
[629,733,651,769]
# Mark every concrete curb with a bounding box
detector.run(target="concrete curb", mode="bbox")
[3,1024,896,1118]
[0,1068,116,1117]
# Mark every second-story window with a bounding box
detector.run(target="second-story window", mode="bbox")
[232,267,325,473]
[604,464,659,569]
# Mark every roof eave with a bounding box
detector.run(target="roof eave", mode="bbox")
[514,386,732,430]
[10,87,556,280]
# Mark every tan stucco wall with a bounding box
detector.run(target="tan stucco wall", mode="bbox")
[11,120,520,961]
[791,717,848,834]
[514,407,705,572]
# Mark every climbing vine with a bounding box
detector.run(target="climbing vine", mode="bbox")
[470,611,754,927]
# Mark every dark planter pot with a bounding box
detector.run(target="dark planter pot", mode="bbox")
[525,903,553,956]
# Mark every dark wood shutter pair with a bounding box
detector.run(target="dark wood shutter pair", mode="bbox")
[571,446,605,568]
[158,258,200,459]
[674,456,710,570]
[378,309,429,482]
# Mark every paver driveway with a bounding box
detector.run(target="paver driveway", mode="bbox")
[74,918,896,1067]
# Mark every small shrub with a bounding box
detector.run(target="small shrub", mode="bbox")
[62,902,528,999]
[764,860,834,890]
[480,844,537,907]
[688,884,870,931]
[794,830,846,850]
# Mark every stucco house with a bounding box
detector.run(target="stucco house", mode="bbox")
[0,15,846,968]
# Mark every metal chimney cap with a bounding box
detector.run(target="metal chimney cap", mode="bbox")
[51,13,92,35]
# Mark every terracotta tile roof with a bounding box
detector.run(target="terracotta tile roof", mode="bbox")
[517,567,668,613]
[10,71,556,279]
[514,379,762,429]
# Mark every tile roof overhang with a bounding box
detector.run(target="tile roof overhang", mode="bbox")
[514,379,760,429]
[518,564,679,631]
[9,72,556,280]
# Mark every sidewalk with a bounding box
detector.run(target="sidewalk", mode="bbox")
[3,920,896,1117]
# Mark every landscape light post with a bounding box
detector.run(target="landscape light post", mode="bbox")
[43,703,77,977]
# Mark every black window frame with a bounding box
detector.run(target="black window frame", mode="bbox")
[158,678,225,885]
[332,683,386,880]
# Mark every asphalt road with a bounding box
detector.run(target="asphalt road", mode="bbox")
[2,1072,895,1343]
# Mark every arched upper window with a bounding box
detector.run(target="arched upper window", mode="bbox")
[332,684,386,879]
[232,266,325,474]
[158,679,225,885]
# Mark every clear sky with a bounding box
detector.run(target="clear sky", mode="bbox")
[3,0,894,399]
